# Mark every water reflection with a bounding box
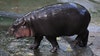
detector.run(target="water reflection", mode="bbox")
[0,30,94,56]
[33,47,94,56]
[33,49,63,56]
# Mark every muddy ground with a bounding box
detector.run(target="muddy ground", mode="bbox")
[88,23,100,56]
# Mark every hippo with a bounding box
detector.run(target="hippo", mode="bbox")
[8,2,91,52]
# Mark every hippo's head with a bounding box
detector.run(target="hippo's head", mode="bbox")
[7,17,34,39]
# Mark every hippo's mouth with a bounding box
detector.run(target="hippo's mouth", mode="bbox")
[14,26,34,39]
[16,37,23,39]
[15,35,24,39]
[14,33,25,39]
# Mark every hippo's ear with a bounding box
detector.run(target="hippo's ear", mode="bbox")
[21,21,26,25]
[13,18,25,26]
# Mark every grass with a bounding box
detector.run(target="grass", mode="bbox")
[0,16,15,31]
[0,16,15,26]
[0,0,57,14]
[0,0,57,30]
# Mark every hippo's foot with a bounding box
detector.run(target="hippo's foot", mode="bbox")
[78,41,87,47]
[75,29,88,47]
[29,36,43,50]
[72,40,87,47]
[72,40,79,47]
[50,46,59,53]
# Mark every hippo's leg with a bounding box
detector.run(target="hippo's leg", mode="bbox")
[74,29,89,47]
[29,36,43,50]
[46,36,59,53]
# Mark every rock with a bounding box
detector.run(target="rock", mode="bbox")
[0,49,10,56]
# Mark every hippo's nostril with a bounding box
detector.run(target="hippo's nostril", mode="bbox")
[16,37,20,39]
[6,31,11,36]
[16,37,23,39]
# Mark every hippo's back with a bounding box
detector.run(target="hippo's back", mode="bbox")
[34,2,89,17]
[32,3,91,36]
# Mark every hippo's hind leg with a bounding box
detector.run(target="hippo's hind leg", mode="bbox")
[74,29,89,47]
[46,36,59,53]
[29,36,43,50]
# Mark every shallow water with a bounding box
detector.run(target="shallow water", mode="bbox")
[0,29,94,56]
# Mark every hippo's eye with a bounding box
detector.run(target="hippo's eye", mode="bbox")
[9,28,15,34]
[11,28,14,31]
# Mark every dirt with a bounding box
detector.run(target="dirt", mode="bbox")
[88,24,100,56]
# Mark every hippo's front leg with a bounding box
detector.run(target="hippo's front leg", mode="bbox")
[29,36,43,50]
[46,36,59,53]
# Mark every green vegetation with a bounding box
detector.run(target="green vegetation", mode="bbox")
[0,0,57,14]
[0,17,15,26]
[0,16,15,31]
[0,0,57,30]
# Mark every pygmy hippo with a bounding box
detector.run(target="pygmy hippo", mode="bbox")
[8,2,91,52]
